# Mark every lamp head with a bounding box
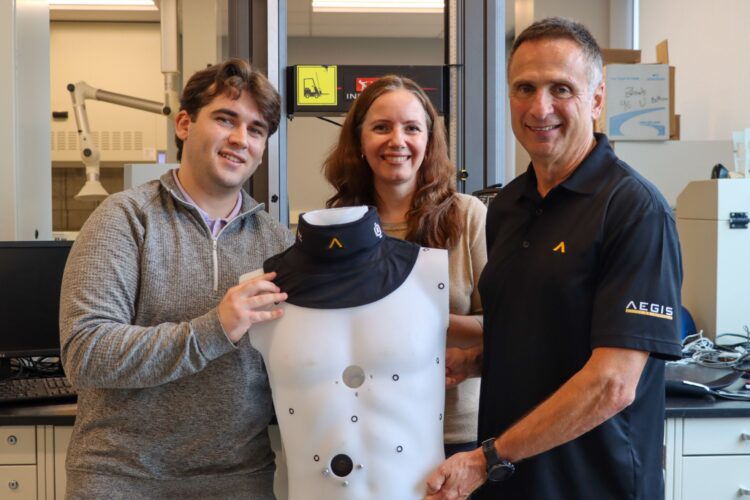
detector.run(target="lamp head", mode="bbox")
[74,168,109,201]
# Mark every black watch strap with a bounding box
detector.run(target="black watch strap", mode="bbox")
[481,437,515,482]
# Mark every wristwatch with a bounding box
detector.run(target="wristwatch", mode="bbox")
[481,437,515,482]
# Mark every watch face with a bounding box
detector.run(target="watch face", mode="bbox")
[488,462,515,482]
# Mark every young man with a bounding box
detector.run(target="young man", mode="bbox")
[60,59,293,499]
[426,18,682,500]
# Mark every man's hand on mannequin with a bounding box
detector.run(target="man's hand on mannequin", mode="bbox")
[218,271,288,342]
[424,447,486,499]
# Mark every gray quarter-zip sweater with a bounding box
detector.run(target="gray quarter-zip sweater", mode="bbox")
[59,171,293,499]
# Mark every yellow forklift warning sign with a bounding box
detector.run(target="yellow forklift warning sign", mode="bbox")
[296,65,338,106]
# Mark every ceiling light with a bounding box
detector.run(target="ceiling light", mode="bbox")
[49,0,155,6]
[312,0,443,14]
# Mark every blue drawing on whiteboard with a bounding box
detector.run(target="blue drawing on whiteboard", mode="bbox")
[609,107,666,136]
[639,121,666,136]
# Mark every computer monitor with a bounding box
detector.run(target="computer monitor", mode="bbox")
[0,241,72,359]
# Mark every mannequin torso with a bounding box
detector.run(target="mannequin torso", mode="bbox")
[247,206,448,499]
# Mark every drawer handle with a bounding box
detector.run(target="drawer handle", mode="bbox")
[6,435,16,446]
[8,480,18,490]
[741,433,750,441]
[740,487,750,496]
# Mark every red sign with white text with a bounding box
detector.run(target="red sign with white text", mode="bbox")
[355,77,379,92]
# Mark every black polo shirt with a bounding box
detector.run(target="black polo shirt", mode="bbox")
[475,134,682,500]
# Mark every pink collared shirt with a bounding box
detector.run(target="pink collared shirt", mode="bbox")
[172,169,242,238]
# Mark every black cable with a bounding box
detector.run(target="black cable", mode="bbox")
[7,357,64,379]
[316,116,343,128]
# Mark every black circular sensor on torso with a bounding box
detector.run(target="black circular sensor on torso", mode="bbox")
[330,454,354,477]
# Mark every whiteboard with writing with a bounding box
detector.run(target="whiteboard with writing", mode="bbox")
[603,64,670,141]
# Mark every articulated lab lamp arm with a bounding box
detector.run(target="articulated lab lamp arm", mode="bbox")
[67,0,179,202]
[67,81,175,202]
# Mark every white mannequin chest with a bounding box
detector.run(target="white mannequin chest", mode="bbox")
[250,247,449,500]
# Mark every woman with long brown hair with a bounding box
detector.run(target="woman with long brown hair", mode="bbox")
[323,75,487,456]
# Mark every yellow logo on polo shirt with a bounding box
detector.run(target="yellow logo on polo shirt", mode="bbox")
[553,241,566,253]
[625,300,674,320]
[328,237,343,249]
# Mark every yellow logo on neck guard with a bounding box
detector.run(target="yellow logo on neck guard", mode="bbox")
[328,237,343,249]
[553,241,566,253]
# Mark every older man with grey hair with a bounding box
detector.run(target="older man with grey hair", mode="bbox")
[425,17,682,500]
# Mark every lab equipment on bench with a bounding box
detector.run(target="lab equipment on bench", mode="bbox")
[676,179,750,340]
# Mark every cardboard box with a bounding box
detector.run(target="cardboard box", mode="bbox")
[670,114,681,141]
[601,48,641,65]
[669,66,676,138]
[656,39,669,65]
[658,40,678,140]
[598,63,671,141]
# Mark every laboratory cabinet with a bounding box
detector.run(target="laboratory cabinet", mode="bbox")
[0,403,75,500]
[0,425,71,499]
[665,400,750,500]
[2,400,750,499]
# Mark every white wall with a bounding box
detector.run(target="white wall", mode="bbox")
[640,0,750,141]
[0,1,20,239]
[287,37,443,220]
[50,22,167,164]
[0,0,52,241]
[535,0,610,48]
[614,140,734,208]
[181,0,222,81]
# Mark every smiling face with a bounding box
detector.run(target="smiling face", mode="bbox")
[508,38,604,172]
[359,89,429,195]
[175,90,268,200]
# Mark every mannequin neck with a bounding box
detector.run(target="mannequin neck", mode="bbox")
[295,206,384,260]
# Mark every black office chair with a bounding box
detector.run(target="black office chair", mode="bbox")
[471,183,503,206]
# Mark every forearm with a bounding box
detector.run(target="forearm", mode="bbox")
[496,368,620,462]
[495,348,648,463]
[61,302,235,389]
[461,343,484,378]
[447,313,483,348]
[425,354,633,500]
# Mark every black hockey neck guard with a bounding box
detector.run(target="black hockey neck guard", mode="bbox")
[263,207,420,309]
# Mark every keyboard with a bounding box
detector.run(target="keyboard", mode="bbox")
[0,376,77,404]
